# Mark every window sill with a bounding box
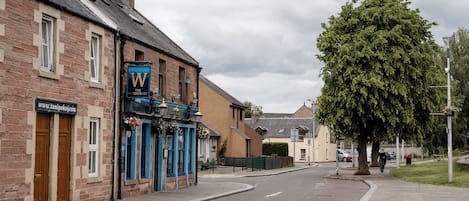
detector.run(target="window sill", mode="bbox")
[39,70,60,80]
[124,179,137,185]
[87,177,103,184]
[139,178,151,183]
[89,81,105,89]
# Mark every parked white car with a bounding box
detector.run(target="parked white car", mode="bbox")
[337,150,350,161]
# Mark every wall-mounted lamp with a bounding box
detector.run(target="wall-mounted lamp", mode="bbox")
[191,99,198,107]
[193,110,203,122]
[153,88,159,96]
[157,99,168,116]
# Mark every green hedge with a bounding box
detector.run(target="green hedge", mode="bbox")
[263,142,288,156]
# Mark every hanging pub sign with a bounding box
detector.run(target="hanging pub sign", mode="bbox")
[126,65,151,98]
[36,98,77,115]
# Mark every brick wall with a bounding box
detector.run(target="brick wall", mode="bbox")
[0,1,115,200]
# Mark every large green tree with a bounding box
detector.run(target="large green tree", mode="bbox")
[316,0,444,174]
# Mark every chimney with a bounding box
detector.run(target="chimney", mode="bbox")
[311,100,317,115]
[122,0,135,9]
[251,107,261,124]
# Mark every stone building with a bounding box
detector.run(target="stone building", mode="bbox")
[0,0,201,200]
[0,0,116,200]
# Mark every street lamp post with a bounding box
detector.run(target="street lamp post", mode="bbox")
[443,36,453,183]
[307,99,317,165]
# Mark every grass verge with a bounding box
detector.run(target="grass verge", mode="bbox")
[390,160,469,188]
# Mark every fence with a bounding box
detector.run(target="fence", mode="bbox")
[224,156,293,170]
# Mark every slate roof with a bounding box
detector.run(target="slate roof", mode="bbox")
[39,0,109,29]
[260,113,292,118]
[245,118,319,138]
[200,122,221,137]
[200,75,245,108]
[42,0,198,67]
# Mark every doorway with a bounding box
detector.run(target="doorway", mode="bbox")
[57,115,72,201]
[34,113,51,201]
[34,113,72,201]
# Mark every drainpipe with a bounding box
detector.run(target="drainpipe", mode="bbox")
[110,31,118,201]
[195,67,201,185]
[117,35,127,199]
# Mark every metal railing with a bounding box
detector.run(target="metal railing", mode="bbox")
[224,156,293,170]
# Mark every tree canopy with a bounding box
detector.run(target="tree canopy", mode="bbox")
[243,101,263,118]
[316,0,445,173]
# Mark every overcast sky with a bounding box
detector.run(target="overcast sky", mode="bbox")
[136,0,469,113]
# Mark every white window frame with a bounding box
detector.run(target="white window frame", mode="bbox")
[90,33,100,82]
[88,118,100,177]
[40,14,54,72]
[300,149,306,159]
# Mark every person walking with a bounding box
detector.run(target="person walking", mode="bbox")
[378,148,387,173]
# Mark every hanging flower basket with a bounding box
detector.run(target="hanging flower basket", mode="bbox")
[197,127,210,139]
[123,115,141,131]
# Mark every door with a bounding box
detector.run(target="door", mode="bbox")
[57,115,72,201]
[34,113,51,201]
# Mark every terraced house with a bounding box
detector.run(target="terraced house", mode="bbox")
[0,0,201,200]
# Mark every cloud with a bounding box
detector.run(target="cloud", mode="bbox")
[204,71,323,112]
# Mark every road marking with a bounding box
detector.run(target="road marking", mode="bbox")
[265,192,282,197]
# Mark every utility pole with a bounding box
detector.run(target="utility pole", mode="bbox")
[443,36,453,182]
[396,134,400,168]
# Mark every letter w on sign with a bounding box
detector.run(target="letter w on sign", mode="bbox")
[127,66,151,98]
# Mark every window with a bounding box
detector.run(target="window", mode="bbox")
[300,149,306,159]
[178,133,185,174]
[90,34,100,82]
[126,129,137,180]
[135,50,144,61]
[188,128,194,173]
[198,138,205,156]
[178,67,186,103]
[41,14,54,72]
[158,59,166,98]
[298,133,304,142]
[140,123,150,178]
[166,135,174,176]
[88,118,99,177]
[239,110,243,120]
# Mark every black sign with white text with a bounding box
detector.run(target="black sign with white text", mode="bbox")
[36,98,77,115]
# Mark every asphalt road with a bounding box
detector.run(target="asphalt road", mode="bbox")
[201,163,369,201]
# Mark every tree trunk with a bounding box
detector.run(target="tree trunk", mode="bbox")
[370,141,380,167]
[355,134,370,175]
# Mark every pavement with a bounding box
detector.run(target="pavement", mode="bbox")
[327,159,469,201]
[120,160,469,201]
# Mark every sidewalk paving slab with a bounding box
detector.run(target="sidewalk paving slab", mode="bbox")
[326,162,469,201]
